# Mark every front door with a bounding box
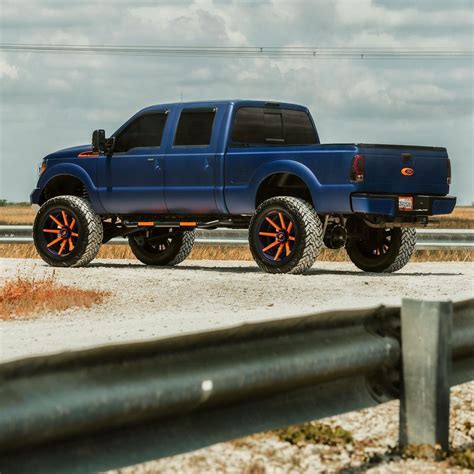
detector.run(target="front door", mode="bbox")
[97,111,168,214]
[164,107,218,215]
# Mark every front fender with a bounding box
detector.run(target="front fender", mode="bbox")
[34,163,104,213]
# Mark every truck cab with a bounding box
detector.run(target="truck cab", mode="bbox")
[31,100,456,274]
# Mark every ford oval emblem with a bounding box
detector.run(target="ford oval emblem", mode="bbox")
[401,167,414,176]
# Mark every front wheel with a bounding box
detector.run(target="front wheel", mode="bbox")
[249,196,323,274]
[345,216,416,273]
[128,228,195,266]
[33,195,103,267]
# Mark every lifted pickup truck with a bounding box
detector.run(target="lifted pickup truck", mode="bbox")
[31,100,456,274]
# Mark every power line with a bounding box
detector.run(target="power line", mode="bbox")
[0,43,472,59]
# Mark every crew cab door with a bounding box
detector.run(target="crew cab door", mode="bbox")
[164,107,219,214]
[97,111,168,214]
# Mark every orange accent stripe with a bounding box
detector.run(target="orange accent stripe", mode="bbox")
[274,243,284,260]
[47,236,62,248]
[180,222,197,227]
[278,212,286,230]
[68,238,75,251]
[259,232,277,237]
[70,218,76,230]
[287,222,293,234]
[265,217,280,231]
[262,240,279,252]
[285,242,291,256]
[43,229,60,234]
[49,214,63,227]
[58,240,67,256]
[138,222,155,227]
[62,210,68,226]
[78,151,99,157]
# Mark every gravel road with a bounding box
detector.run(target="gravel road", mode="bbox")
[0,258,472,362]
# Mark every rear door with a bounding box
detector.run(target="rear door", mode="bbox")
[164,107,219,214]
[97,111,168,214]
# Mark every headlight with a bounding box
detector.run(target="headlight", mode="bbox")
[38,161,47,175]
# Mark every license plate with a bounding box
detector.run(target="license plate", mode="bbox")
[399,196,413,211]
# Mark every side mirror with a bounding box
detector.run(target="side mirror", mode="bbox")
[92,129,106,153]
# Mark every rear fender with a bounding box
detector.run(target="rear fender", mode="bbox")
[251,160,322,209]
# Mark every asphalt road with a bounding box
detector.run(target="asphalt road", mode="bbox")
[1,258,473,362]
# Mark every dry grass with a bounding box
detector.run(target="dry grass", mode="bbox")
[0,273,108,320]
[0,204,36,225]
[1,244,472,262]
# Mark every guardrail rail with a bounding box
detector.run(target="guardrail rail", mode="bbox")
[1,225,473,249]
[0,298,472,473]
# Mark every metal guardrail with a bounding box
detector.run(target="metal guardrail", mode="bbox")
[0,225,473,249]
[0,298,472,473]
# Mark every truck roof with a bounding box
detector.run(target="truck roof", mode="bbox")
[139,99,309,114]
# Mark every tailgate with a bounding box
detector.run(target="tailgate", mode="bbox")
[357,144,450,195]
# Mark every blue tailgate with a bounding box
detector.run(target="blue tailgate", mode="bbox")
[356,144,450,195]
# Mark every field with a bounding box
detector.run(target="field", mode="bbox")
[0,204,472,262]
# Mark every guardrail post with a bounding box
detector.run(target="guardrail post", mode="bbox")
[399,299,452,451]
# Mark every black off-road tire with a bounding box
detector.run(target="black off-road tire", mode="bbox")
[33,195,103,267]
[249,196,323,274]
[346,216,416,273]
[129,229,195,266]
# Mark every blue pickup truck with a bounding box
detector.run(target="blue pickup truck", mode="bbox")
[31,100,456,274]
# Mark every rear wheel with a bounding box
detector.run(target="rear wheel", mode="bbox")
[33,195,103,267]
[345,216,416,273]
[249,196,323,274]
[128,228,195,266]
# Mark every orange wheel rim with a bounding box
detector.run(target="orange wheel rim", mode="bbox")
[258,210,296,262]
[42,209,80,257]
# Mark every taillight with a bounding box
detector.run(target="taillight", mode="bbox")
[351,154,364,182]
[447,159,451,185]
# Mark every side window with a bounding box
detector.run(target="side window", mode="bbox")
[174,109,216,146]
[114,112,167,153]
[283,109,317,145]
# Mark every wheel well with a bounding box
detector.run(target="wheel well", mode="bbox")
[40,175,88,205]
[255,173,313,207]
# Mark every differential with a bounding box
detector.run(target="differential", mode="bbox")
[324,223,347,249]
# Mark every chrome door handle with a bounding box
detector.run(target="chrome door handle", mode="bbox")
[147,157,154,162]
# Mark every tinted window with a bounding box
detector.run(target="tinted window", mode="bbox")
[174,109,215,146]
[231,107,264,144]
[264,112,284,143]
[231,106,317,146]
[114,113,167,153]
[283,109,317,145]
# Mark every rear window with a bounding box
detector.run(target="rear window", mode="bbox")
[114,112,167,153]
[283,109,317,145]
[174,109,216,146]
[231,107,317,146]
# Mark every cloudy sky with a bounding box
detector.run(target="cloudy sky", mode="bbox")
[0,0,473,204]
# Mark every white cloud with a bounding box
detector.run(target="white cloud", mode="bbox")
[0,59,19,79]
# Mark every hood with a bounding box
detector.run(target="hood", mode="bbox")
[44,144,91,160]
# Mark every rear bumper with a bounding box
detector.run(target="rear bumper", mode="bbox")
[351,194,456,217]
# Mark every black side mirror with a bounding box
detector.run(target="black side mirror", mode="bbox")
[92,129,106,153]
